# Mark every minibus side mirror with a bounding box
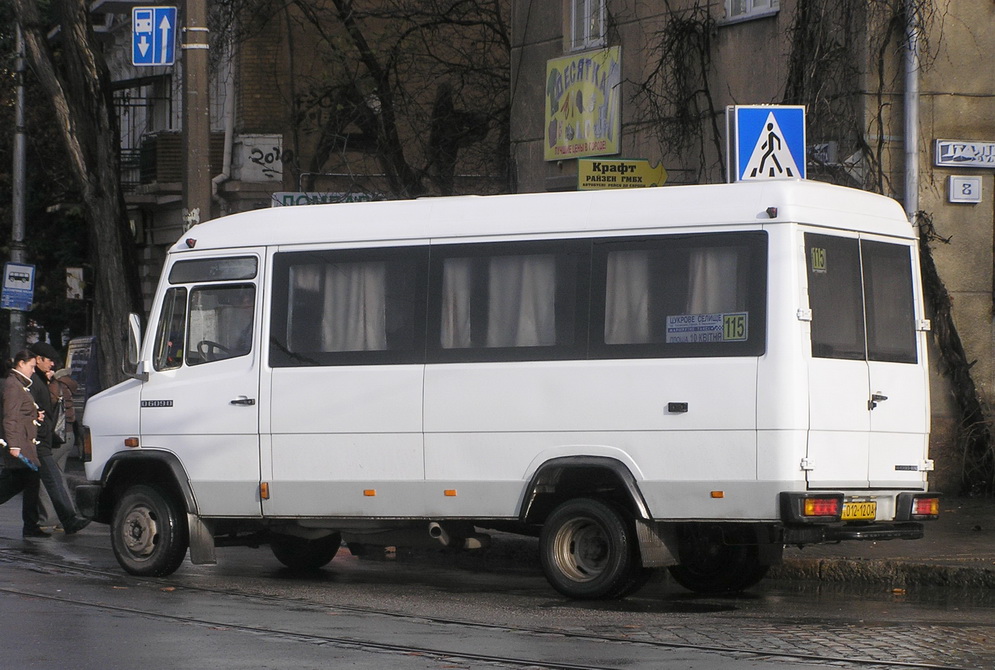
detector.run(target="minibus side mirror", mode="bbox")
[124,312,148,381]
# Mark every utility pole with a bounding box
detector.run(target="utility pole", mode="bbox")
[182,0,211,230]
[9,24,28,355]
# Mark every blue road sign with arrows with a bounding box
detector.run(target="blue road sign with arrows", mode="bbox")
[132,7,177,67]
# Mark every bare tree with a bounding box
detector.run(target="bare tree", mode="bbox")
[11,0,143,387]
[263,0,510,198]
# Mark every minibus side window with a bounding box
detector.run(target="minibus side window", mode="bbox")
[153,287,187,371]
[440,254,571,348]
[427,241,586,362]
[592,232,767,358]
[270,248,427,366]
[185,284,255,366]
[806,234,865,360]
[862,241,917,363]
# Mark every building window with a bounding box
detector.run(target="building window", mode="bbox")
[723,0,779,24]
[569,0,606,51]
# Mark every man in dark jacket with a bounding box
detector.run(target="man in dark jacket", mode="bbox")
[28,342,89,534]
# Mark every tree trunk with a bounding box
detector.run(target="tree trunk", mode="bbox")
[13,0,143,388]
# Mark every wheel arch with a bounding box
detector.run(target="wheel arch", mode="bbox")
[94,450,196,524]
[519,456,652,525]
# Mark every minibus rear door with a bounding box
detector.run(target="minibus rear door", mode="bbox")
[803,234,928,491]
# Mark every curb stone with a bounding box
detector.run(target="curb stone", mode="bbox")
[771,558,995,589]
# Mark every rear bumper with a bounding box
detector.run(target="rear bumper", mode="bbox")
[783,522,924,545]
[778,490,937,546]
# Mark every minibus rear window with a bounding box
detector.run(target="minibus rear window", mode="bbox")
[169,256,258,283]
[805,234,917,364]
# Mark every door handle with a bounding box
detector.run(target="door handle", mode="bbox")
[230,396,256,406]
[868,393,888,410]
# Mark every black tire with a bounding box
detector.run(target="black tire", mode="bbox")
[271,532,343,571]
[616,566,655,598]
[111,484,189,577]
[667,523,770,594]
[540,498,638,600]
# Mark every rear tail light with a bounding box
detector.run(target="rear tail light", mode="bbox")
[896,492,941,521]
[804,497,841,517]
[911,496,940,519]
[780,492,844,523]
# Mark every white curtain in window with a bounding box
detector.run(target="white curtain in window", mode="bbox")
[604,250,650,344]
[486,255,556,347]
[320,261,387,351]
[688,247,741,314]
[440,258,473,348]
[287,265,322,350]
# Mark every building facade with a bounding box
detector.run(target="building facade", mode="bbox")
[92,1,510,306]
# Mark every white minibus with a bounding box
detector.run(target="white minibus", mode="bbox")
[78,180,939,598]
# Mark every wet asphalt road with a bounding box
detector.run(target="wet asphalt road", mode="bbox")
[3,514,995,669]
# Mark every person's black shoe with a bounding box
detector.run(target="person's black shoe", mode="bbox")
[23,526,51,538]
[64,517,91,535]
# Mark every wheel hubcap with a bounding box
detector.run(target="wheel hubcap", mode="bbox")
[553,518,608,582]
[122,506,158,558]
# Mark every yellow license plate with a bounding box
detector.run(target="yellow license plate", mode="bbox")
[841,501,877,521]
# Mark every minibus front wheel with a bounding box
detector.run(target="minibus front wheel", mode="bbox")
[110,484,190,577]
[539,497,641,599]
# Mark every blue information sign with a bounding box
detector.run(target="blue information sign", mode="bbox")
[132,6,177,67]
[733,106,806,182]
[1,262,35,311]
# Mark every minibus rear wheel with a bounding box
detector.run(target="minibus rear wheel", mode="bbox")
[667,523,769,593]
[270,533,343,571]
[540,498,639,600]
[110,484,189,577]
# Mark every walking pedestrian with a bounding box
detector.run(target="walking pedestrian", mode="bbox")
[0,350,46,538]
[38,364,78,530]
[27,342,89,535]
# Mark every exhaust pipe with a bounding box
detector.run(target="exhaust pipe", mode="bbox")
[428,522,450,546]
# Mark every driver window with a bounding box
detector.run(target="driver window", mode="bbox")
[186,284,256,366]
[153,287,188,371]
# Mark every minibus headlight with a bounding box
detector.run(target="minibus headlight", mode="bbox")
[81,425,92,463]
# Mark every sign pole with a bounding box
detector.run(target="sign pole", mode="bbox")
[9,24,28,355]
[182,0,212,229]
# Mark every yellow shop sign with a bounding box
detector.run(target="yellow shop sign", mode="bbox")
[577,159,668,190]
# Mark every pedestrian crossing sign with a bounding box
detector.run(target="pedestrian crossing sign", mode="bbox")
[729,106,806,182]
